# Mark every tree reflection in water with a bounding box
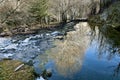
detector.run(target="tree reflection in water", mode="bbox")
[49,22,91,77]
[114,62,120,77]
[47,22,120,78]
[90,24,120,57]
[90,23,120,77]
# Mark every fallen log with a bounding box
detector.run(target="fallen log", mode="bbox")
[14,64,24,72]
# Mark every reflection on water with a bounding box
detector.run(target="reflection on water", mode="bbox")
[89,24,119,59]
[113,62,120,77]
[48,22,91,77]
[47,22,120,80]
[0,22,120,80]
[89,23,120,78]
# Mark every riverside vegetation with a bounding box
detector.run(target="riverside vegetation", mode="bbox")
[0,0,120,80]
[0,0,101,36]
[0,60,35,80]
[89,1,120,29]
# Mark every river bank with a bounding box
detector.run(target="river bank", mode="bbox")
[89,1,120,31]
[0,21,80,37]
[0,22,59,37]
[0,59,35,80]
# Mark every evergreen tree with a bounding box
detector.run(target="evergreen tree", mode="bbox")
[30,0,48,24]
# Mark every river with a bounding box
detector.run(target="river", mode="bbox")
[0,22,120,80]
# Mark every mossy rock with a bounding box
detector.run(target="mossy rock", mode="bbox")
[0,60,35,80]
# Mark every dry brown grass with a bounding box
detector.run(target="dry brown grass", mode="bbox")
[0,60,35,80]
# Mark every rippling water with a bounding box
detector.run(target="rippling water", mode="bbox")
[0,22,120,80]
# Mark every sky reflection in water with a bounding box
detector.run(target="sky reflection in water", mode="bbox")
[46,22,120,80]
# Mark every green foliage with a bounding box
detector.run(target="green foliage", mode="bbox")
[30,0,48,23]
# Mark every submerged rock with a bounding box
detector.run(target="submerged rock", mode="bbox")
[36,69,52,80]
[0,60,35,80]
[36,76,45,80]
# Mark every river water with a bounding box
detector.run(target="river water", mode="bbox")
[0,22,120,80]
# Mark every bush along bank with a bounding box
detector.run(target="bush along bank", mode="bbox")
[88,1,120,31]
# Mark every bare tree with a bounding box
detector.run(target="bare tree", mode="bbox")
[48,0,80,22]
[48,0,101,22]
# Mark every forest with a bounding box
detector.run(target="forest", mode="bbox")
[0,0,120,80]
[0,0,102,36]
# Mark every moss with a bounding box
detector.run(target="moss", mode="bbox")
[0,60,35,80]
